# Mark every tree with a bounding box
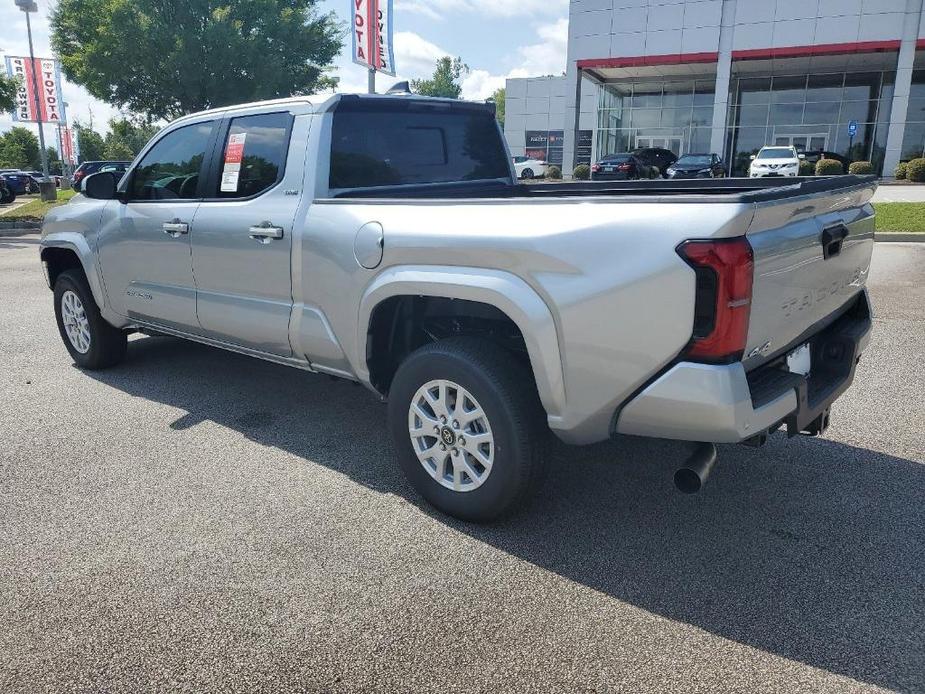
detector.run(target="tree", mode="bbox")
[411,57,468,99]
[490,87,505,127]
[105,117,160,159]
[0,127,41,170]
[51,0,344,120]
[46,147,64,175]
[0,74,19,114]
[74,122,105,163]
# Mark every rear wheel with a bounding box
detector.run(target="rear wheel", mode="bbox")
[521,168,534,180]
[53,269,127,369]
[388,337,547,522]
[0,187,14,204]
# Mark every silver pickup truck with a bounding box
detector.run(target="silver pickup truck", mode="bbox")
[40,93,875,521]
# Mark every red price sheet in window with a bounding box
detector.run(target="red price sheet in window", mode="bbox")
[220,133,247,192]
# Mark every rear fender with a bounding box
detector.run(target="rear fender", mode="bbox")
[359,265,566,421]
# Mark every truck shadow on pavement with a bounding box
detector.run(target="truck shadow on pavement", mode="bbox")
[88,335,925,692]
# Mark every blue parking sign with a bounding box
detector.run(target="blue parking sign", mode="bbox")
[847,120,858,137]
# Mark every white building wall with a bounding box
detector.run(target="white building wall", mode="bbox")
[509,0,925,173]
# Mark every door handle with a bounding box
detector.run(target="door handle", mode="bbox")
[162,220,189,236]
[249,224,284,241]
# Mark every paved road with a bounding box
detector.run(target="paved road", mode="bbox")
[1,236,923,693]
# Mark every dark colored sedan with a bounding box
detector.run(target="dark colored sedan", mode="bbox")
[665,153,726,179]
[630,147,678,176]
[1,172,36,195]
[591,154,656,181]
[72,161,131,191]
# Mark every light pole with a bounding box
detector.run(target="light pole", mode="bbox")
[15,0,50,180]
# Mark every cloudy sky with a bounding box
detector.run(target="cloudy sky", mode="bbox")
[0,0,568,140]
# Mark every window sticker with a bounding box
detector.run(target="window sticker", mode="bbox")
[220,133,246,192]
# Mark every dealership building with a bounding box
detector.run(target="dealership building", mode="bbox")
[504,0,925,176]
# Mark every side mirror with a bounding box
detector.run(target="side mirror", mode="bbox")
[798,153,806,160]
[82,171,118,200]
[750,154,756,160]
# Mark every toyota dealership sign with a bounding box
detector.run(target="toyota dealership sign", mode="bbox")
[351,0,395,76]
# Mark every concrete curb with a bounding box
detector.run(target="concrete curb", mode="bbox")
[0,228,40,237]
[0,221,40,230]
[875,232,925,242]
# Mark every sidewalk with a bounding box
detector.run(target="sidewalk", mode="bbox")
[871,184,925,203]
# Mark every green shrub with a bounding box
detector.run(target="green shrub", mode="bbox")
[895,162,908,180]
[573,164,591,180]
[907,158,925,182]
[815,158,844,176]
[848,161,873,175]
[799,160,815,176]
[546,165,562,180]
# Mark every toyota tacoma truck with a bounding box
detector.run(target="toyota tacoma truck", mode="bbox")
[40,93,875,521]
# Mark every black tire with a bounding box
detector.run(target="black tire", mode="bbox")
[53,269,127,369]
[0,188,13,204]
[521,168,534,180]
[388,337,547,522]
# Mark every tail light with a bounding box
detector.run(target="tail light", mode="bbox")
[591,164,601,173]
[676,237,754,363]
[616,163,631,171]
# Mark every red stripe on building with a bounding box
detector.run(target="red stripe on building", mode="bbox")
[577,52,718,69]
[732,40,901,61]
[577,41,902,72]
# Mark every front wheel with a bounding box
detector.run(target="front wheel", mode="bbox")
[388,337,547,522]
[0,187,14,204]
[520,168,534,180]
[53,269,127,369]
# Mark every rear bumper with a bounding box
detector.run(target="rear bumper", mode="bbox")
[615,291,872,443]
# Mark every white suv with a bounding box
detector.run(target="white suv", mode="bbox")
[749,146,803,178]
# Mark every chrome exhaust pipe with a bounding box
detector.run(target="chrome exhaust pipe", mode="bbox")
[674,443,718,494]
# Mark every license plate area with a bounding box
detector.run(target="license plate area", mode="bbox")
[787,343,811,376]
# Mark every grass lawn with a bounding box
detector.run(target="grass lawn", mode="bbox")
[872,202,925,233]
[0,189,77,223]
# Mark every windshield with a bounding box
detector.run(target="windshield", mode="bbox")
[756,148,795,160]
[675,155,711,167]
[600,154,631,163]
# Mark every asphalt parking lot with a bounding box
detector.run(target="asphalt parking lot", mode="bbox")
[1,235,923,693]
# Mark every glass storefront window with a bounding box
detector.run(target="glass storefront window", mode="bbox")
[806,74,844,102]
[595,80,715,159]
[901,122,925,159]
[803,102,840,124]
[770,102,804,123]
[726,69,894,175]
[738,78,771,105]
[770,75,807,103]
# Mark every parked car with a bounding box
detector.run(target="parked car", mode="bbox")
[0,176,15,204]
[72,161,131,191]
[1,171,37,195]
[631,147,678,177]
[665,153,725,179]
[40,93,876,521]
[512,155,547,180]
[591,153,657,180]
[749,146,804,178]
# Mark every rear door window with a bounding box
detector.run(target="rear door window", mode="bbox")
[330,102,510,189]
[215,112,292,198]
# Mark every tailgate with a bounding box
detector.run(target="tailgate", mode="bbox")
[742,178,876,371]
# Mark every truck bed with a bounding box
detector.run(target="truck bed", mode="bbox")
[333,174,877,202]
